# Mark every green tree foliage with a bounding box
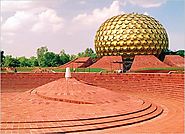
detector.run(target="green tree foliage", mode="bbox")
[37,46,48,67]
[29,56,39,66]
[77,52,85,57]
[35,47,71,67]
[176,50,185,57]
[70,54,77,61]
[43,52,61,67]
[77,48,97,59]
[3,55,20,67]
[18,57,32,67]
[59,49,70,65]
[164,49,185,57]
[164,49,176,55]
[36,48,71,67]
[85,48,97,59]
[1,47,98,67]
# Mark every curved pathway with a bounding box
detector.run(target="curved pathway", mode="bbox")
[1,78,165,133]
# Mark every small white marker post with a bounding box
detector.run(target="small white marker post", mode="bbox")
[65,67,71,94]
[65,67,71,80]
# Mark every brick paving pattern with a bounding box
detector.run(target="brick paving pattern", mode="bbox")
[89,56,122,71]
[59,57,93,69]
[130,55,170,71]
[163,55,185,67]
[1,73,184,133]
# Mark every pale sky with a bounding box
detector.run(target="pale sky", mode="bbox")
[1,0,185,57]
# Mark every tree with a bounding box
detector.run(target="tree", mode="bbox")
[18,56,31,67]
[59,49,70,65]
[29,56,39,66]
[37,46,48,67]
[36,47,71,67]
[77,51,85,57]
[163,49,185,57]
[77,48,97,59]
[85,48,97,59]
[43,52,60,67]
[1,50,5,67]
[176,50,185,57]
[70,54,77,61]
[3,55,20,67]
[1,47,98,67]
[164,49,176,55]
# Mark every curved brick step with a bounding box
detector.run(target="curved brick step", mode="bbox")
[1,102,163,133]
[60,105,163,133]
[1,101,151,124]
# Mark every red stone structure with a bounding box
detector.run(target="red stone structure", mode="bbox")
[58,55,184,72]
[89,56,122,71]
[59,57,93,69]
[130,55,170,72]
[163,55,184,67]
[1,73,184,133]
[1,73,64,93]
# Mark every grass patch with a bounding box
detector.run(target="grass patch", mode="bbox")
[52,68,66,72]
[16,67,36,72]
[135,67,184,72]
[53,68,106,72]
[1,67,36,73]
[76,68,106,72]
[0,70,7,73]
[6,67,106,73]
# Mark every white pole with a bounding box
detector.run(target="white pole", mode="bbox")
[65,67,71,80]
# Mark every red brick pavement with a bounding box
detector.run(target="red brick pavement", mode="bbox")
[1,73,184,133]
[1,78,164,133]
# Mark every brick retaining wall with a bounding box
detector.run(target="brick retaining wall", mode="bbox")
[73,73,184,98]
[1,73,184,98]
[1,73,64,92]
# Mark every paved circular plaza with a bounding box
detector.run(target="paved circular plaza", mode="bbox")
[1,78,166,133]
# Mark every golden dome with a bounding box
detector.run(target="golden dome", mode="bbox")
[94,13,169,57]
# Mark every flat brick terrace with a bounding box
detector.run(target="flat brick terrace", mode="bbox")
[1,73,184,133]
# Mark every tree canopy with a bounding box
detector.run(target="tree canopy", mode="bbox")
[77,48,97,59]
[1,47,183,68]
[1,47,97,67]
[3,55,20,67]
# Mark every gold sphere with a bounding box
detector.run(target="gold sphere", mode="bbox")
[94,13,169,57]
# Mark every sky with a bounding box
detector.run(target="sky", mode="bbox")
[1,0,185,57]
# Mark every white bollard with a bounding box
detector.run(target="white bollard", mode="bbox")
[65,67,71,80]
